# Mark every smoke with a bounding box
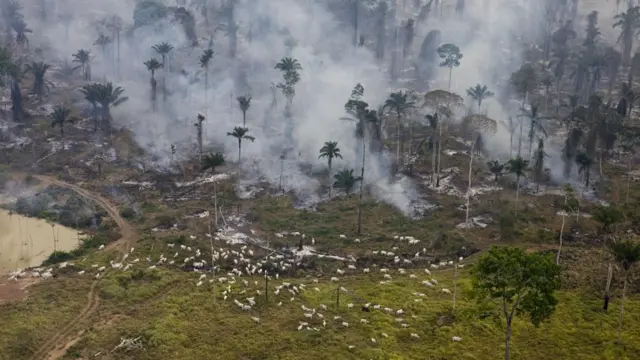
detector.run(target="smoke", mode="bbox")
[16,0,576,214]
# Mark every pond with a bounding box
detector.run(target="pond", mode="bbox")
[0,209,82,275]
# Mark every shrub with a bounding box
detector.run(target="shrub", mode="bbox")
[120,207,136,219]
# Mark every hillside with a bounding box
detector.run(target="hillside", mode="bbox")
[1,0,640,359]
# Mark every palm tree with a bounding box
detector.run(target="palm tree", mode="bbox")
[200,48,214,115]
[333,169,361,196]
[506,156,529,214]
[575,151,594,187]
[613,6,640,66]
[94,34,112,64]
[501,116,517,158]
[227,126,255,162]
[437,43,463,92]
[152,42,173,100]
[466,84,494,111]
[275,57,302,73]
[0,48,23,122]
[202,152,225,173]
[519,104,550,160]
[593,205,625,313]
[383,91,415,172]
[144,58,163,111]
[319,141,343,193]
[24,61,52,97]
[236,96,251,126]
[50,106,72,137]
[11,18,31,46]
[487,160,504,181]
[275,57,302,115]
[81,82,128,134]
[152,42,174,70]
[195,114,205,162]
[425,113,439,183]
[608,237,640,343]
[72,49,91,81]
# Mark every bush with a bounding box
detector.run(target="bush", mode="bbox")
[120,207,136,219]
[42,251,76,266]
[41,235,109,265]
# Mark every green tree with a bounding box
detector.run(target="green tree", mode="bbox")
[487,160,505,182]
[275,57,302,115]
[24,61,52,97]
[607,237,640,344]
[318,141,343,189]
[227,126,255,162]
[466,84,494,111]
[80,82,128,134]
[472,246,561,360]
[383,91,415,173]
[236,96,251,126]
[49,106,72,138]
[201,152,225,173]
[506,156,529,214]
[333,169,361,196]
[437,43,463,92]
[72,49,91,80]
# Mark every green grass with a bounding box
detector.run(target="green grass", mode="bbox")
[0,277,93,360]
[43,265,640,360]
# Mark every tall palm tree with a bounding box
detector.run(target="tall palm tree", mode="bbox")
[425,113,439,183]
[506,156,529,214]
[94,33,112,64]
[501,116,517,159]
[275,57,302,115]
[236,96,251,126]
[24,61,52,97]
[550,45,571,113]
[519,104,550,161]
[319,141,343,193]
[195,114,205,162]
[227,126,255,162]
[72,49,91,80]
[487,160,505,181]
[275,57,302,73]
[199,48,214,113]
[11,18,31,46]
[318,141,342,173]
[152,41,173,98]
[81,82,128,134]
[383,91,415,172]
[613,6,640,66]
[202,152,225,173]
[608,237,640,343]
[466,84,494,111]
[50,106,72,137]
[575,151,594,187]
[333,169,361,196]
[144,58,163,111]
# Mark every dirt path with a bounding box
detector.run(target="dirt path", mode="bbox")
[22,175,136,360]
